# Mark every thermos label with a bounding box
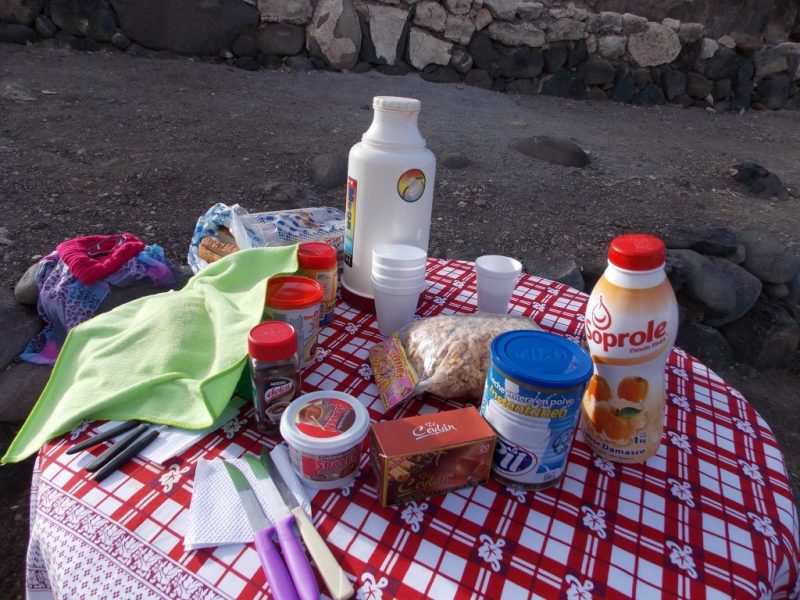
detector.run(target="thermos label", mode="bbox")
[344,177,357,267]
[397,169,426,203]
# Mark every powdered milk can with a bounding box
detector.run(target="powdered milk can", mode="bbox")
[341,96,436,311]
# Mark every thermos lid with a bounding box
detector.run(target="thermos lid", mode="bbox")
[608,234,666,271]
[372,96,421,112]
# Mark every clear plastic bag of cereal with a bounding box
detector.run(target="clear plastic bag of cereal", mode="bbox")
[369,314,541,409]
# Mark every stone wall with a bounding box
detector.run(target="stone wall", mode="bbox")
[1,0,799,110]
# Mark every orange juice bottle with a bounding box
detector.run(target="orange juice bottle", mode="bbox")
[580,234,678,463]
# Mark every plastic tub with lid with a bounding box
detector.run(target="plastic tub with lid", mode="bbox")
[280,391,370,489]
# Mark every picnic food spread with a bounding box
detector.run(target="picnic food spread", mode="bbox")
[8,96,800,600]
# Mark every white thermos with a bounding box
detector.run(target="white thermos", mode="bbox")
[341,96,436,312]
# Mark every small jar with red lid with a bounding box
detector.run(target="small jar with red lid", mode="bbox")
[248,321,301,434]
[297,242,338,327]
[264,275,324,367]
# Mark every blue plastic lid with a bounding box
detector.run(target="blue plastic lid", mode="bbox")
[490,330,593,389]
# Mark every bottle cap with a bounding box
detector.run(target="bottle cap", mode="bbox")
[298,242,337,270]
[372,96,421,112]
[608,234,666,271]
[248,321,297,362]
[490,330,593,389]
[266,275,324,309]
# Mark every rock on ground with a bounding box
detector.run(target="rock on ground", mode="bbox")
[512,135,591,167]
[110,0,258,55]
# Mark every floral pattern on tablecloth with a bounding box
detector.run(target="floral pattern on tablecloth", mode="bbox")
[27,259,799,599]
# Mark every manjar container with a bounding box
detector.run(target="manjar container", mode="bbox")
[480,330,593,490]
[265,275,324,368]
[280,391,370,489]
[297,242,338,327]
[248,321,301,434]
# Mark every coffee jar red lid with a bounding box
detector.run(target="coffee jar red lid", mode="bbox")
[248,321,297,362]
[298,242,337,270]
[608,234,666,271]
[266,275,324,309]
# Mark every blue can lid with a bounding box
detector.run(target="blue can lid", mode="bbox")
[490,330,593,389]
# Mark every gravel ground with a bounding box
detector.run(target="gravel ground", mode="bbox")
[1,42,799,597]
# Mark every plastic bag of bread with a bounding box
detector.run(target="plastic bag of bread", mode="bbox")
[369,314,541,409]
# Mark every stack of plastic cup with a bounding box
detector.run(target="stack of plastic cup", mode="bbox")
[371,244,427,336]
[475,255,523,313]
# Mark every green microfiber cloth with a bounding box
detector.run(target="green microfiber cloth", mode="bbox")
[2,245,298,464]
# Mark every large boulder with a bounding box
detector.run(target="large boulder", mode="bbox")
[665,226,738,256]
[407,27,452,70]
[546,18,586,43]
[482,0,516,21]
[628,22,681,67]
[512,136,590,167]
[704,258,763,327]
[110,0,258,55]
[0,23,38,44]
[257,0,312,25]
[307,0,361,70]
[367,5,409,65]
[589,0,797,42]
[256,23,304,56]
[413,1,446,33]
[676,322,733,374]
[0,299,42,371]
[444,14,475,45]
[721,297,800,369]
[669,249,736,317]
[486,21,545,47]
[0,0,44,26]
[738,228,800,284]
[497,47,544,79]
[50,0,116,41]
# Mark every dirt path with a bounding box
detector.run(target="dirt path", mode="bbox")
[1,42,799,598]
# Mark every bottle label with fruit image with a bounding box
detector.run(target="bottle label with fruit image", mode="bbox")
[580,278,677,463]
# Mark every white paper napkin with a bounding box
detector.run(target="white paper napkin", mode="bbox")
[184,444,315,550]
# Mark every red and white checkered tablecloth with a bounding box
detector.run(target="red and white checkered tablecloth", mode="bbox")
[26,258,800,599]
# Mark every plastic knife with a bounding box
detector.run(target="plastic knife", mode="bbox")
[244,454,321,600]
[223,462,299,600]
[257,450,355,600]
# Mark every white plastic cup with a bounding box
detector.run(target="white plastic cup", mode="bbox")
[475,255,522,314]
[372,244,427,268]
[371,272,426,289]
[371,277,425,336]
[371,263,427,280]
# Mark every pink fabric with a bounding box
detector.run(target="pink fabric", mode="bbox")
[56,233,145,285]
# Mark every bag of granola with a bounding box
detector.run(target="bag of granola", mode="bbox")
[369,314,541,409]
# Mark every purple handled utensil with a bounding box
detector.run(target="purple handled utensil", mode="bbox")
[244,454,322,600]
[223,462,299,600]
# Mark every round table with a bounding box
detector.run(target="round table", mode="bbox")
[25,258,800,599]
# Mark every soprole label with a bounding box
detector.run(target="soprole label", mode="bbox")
[585,294,669,354]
